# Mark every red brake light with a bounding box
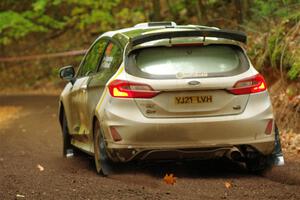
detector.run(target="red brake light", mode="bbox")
[108,80,159,98]
[228,74,267,95]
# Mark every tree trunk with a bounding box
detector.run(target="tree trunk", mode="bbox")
[195,0,208,25]
[234,0,243,25]
[152,0,161,21]
[195,1,202,24]
[243,0,251,20]
[166,0,177,19]
[198,0,207,24]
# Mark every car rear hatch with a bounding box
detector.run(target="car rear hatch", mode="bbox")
[122,43,252,118]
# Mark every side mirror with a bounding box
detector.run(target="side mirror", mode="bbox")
[59,65,75,83]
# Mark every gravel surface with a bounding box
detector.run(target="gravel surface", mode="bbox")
[0,95,299,200]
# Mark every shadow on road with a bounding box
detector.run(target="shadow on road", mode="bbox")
[72,149,300,187]
[73,150,249,178]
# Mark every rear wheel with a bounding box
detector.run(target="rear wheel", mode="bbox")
[246,155,272,173]
[93,120,112,176]
[62,113,74,157]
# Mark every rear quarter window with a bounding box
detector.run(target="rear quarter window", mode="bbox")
[126,44,249,79]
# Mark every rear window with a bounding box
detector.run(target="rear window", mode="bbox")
[126,44,249,79]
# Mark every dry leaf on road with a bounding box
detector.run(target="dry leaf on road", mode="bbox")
[16,194,25,198]
[37,164,44,171]
[224,181,232,189]
[163,173,176,185]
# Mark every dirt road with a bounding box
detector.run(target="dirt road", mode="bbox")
[0,95,300,200]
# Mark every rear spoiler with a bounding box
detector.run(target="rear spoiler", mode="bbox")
[129,29,247,47]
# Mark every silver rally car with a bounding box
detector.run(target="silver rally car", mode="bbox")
[58,22,284,175]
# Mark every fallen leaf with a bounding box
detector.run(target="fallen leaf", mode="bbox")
[16,194,25,198]
[163,173,176,185]
[37,164,44,171]
[224,181,232,189]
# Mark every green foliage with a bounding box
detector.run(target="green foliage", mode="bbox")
[0,0,123,45]
[32,0,48,12]
[0,0,66,45]
[67,0,120,30]
[251,0,300,19]
[252,0,281,17]
[288,60,300,79]
[115,8,146,28]
[247,1,300,80]
[168,0,185,14]
[0,0,299,87]
[0,11,47,45]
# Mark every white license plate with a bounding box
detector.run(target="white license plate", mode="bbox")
[175,95,213,104]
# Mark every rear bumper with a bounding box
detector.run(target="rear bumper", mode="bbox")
[106,141,274,162]
[99,92,275,162]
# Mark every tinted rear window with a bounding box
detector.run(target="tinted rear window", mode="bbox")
[126,44,249,79]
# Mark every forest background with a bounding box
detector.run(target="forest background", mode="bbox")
[0,0,299,148]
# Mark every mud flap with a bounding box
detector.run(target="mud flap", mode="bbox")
[271,124,285,166]
[99,134,114,176]
[65,149,74,158]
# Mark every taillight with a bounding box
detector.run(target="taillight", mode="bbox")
[108,79,159,98]
[228,74,267,95]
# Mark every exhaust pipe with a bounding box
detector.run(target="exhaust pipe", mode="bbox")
[225,147,243,162]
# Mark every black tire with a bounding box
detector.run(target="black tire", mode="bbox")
[62,113,73,157]
[246,155,272,174]
[93,120,113,176]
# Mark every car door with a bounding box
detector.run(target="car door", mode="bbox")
[68,39,107,138]
[82,40,123,149]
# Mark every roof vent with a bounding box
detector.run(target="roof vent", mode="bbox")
[134,21,177,28]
